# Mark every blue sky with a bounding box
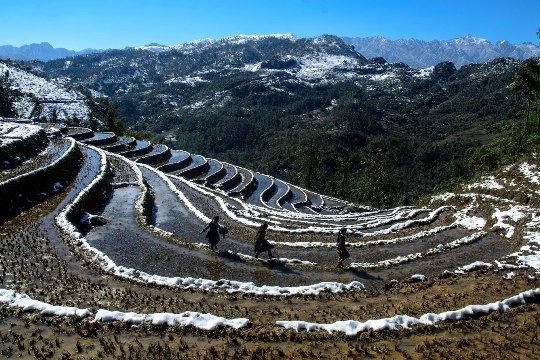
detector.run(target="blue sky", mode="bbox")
[2,0,539,50]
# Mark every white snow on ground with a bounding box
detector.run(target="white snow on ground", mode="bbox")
[512,213,540,271]
[367,73,396,81]
[0,121,43,147]
[518,163,540,185]
[276,288,540,335]
[164,76,209,86]
[0,288,248,330]
[225,250,317,266]
[413,66,434,78]
[504,272,515,279]
[0,62,91,122]
[455,215,486,230]
[453,206,487,230]
[492,206,526,238]
[430,192,455,202]
[295,54,358,81]
[269,225,455,248]
[351,232,485,269]
[94,310,248,329]
[0,122,40,139]
[467,176,504,190]
[411,274,427,282]
[455,261,493,273]
[0,289,91,318]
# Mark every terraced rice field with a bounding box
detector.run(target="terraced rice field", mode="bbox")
[1,119,540,358]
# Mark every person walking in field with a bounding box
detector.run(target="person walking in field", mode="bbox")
[336,227,350,268]
[254,223,274,260]
[200,215,222,251]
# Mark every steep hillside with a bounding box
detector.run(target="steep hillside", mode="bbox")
[29,35,521,205]
[0,60,98,122]
[342,35,540,68]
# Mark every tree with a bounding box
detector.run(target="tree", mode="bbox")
[510,58,540,147]
[0,72,18,117]
[352,153,398,208]
[100,99,126,135]
[297,139,319,190]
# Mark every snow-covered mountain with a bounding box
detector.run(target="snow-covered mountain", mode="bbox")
[3,34,523,205]
[32,33,520,130]
[342,35,540,68]
[0,61,95,122]
[0,42,100,61]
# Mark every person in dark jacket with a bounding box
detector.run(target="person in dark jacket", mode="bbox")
[200,216,221,251]
[336,227,350,268]
[254,223,274,259]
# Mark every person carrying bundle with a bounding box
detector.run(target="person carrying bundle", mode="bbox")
[200,215,223,251]
[336,227,350,268]
[254,223,274,259]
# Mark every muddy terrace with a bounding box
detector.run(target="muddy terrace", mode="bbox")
[0,120,539,359]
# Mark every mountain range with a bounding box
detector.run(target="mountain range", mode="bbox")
[1,35,538,68]
[10,33,518,205]
[0,34,526,206]
[342,35,540,68]
[0,42,100,61]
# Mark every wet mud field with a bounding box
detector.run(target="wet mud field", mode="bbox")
[1,126,540,358]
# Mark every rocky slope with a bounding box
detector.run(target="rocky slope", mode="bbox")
[0,61,97,122]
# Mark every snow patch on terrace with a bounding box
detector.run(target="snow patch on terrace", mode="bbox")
[0,289,91,318]
[94,309,248,329]
[453,206,487,230]
[225,250,317,266]
[0,121,42,147]
[454,261,493,274]
[519,163,540,185]
[276,288,540,336]
[467,176,504,190]
[269,225,455,249]
[0,289,248,330]
[0,136,77,188]
[492,206,526,238]
[512,213,540,271]
[430,192,455,202]
[351,232,485,269]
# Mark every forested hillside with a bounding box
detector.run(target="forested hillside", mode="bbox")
[17,35,532,205]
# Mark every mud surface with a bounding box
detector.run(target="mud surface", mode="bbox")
[1,130,540,359]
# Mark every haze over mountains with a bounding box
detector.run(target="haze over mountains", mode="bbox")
[342,35,540,68]
[0,42,99,62]
[1,35,538,68]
